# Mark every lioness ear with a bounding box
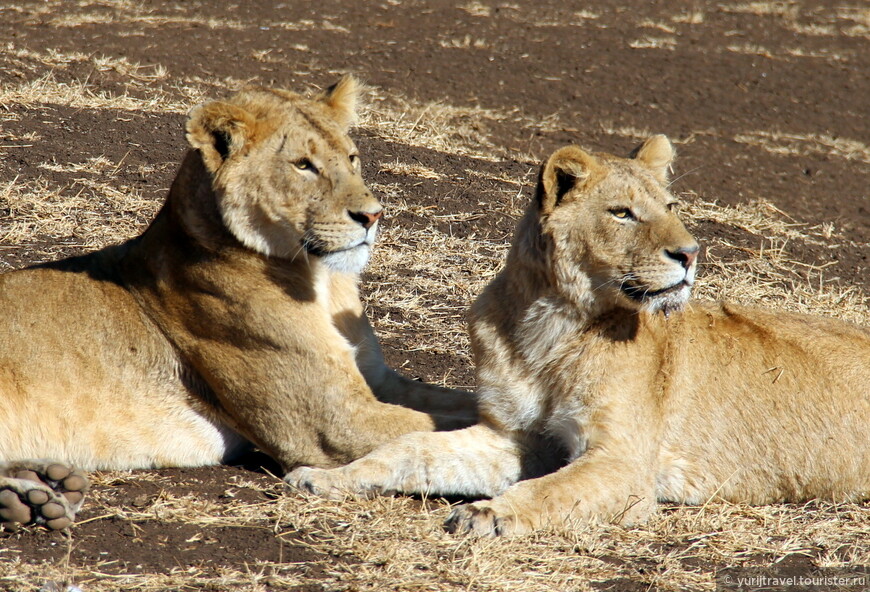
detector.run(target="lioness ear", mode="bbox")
[320,75,362,129]
[630,134,674,183]
[185,101,256,173]
[537,146,599,214]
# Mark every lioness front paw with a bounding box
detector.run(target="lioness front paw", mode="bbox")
[0,462,89,531]
[285,467,355,501]
[444,501,531,537]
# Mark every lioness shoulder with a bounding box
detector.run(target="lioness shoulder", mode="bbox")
[288,135,870,536]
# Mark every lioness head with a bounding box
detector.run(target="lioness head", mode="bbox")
[525,135,699,315]
[183,76,381,273]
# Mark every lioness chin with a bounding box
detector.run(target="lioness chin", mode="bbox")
[288,135,870,536]
[0,77,476,531]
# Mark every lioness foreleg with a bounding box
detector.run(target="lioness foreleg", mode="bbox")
[286,424,523,499]
[374,370,478,425]
[0,461,89,531]
[342,306,478,424]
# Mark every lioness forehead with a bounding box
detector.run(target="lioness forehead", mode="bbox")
[599,157,673,204]
[231,88,354,153]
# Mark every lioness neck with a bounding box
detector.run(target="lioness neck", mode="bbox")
[491,209,607,334]
[119,157,331,315]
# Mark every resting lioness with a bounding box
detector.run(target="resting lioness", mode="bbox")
[288,135,870,536]
[0,77,475,531]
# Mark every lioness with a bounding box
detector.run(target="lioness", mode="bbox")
[0,77,475,531]
[288,135,870,535]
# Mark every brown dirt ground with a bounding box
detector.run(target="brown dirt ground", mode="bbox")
[0,1,868,591]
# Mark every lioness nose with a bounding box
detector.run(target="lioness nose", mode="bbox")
[666,245,699,270]
[349,209,383,230]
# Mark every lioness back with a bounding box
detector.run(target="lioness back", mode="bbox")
[626,301,869,505]
[287,135,869,536]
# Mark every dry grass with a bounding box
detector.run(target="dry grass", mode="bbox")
[0,172,159,266]
[459,1,493,18]
[439,35,491,49]
[46,12,247,30]
[720,2,870,38]
[0,71,203,113]
[5,475,867,592]
[364,86,704,166]
[15,0,351,33]
[629,36,678,50]
[720,2,802,18]
[503,7,601,28]
[683,198,868,324]
[378,160,444,180]
[639,20,678,33]
[672,10,705,25]
[734,131,870,164]
[6,45,169,82]
[362,90,514,161]
[1,41,208,112]
[784,46,850,61]
[722,41,855,62]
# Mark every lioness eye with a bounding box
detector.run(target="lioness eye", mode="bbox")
[294,159,318,173]
[610,208,635,221]
[349,154,360,166]
[666,202,679,211]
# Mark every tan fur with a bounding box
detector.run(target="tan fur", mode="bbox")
[0,78,476,526]
[287,136,870,536]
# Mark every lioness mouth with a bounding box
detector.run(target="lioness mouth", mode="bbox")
[302,240,368,258]
[621,280,689,302]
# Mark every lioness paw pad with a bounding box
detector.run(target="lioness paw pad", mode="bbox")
[444,502,527,537]
[0,462,89,531]
[285,467,351,501]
